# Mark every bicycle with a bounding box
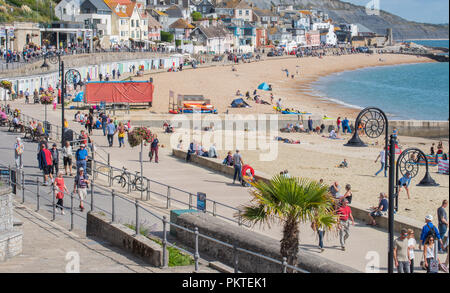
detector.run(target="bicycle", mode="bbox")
[112,167,147,192]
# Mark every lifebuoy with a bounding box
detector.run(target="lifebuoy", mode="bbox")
[242,165,255,178]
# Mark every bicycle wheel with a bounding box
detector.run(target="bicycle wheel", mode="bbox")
[112,175,126,189]
[134,177,146,192]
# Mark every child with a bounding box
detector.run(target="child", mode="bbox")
[338,159,348,168]
[54,172,68,215]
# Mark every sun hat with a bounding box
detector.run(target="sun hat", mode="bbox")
[425,215,433,221]
[79,167,84,171]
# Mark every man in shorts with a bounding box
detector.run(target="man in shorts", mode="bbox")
[73,167,89,212]
[398,172,412,199]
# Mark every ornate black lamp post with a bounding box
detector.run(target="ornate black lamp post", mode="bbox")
[396,148,439,209]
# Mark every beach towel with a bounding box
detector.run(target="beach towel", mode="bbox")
[417,154,439,167]
[438,159,449,174]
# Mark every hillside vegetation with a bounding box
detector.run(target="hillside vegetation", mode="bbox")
[0,0,58,23]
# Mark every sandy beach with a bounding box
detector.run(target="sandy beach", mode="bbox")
[134,53,434,119]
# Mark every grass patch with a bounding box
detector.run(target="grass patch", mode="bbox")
[125,223,194,267]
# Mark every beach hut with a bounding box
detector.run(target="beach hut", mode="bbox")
[231,98,250,108]
[258,82,271,91]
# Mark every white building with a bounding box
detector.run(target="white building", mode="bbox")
[55,0,82,22]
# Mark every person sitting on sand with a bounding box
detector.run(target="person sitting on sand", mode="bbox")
[328,129,339,139]
[245,91,250,100]
[367,193,388,226]
[236,90,242,96]
[338,159,348,168]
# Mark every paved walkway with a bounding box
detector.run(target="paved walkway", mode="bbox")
[2,102,447,273]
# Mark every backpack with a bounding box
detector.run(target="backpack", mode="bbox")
[426,223,437,239]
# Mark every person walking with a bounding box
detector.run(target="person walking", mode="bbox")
[54,172,68,215]
[420,215,443,251]
[232,150,243,185]
[150,134,159,163]
[394,228,411,273]
[336,117,341,133]
[14,137,24,169]
[311,219,325,253]
[342,117,350,134]
[374,146,387,177]
[75,144,88,172]
[437,200,448,253]
[423,235,439,273]
[117,122,126,148]
[38,143,53,186]
[73,167,89,212]
[106,120,116,147]
[50,143,59,176]
[407,229,417,273]
[62,141,73,176]
[100,112,107,136]
[337,199,354,251]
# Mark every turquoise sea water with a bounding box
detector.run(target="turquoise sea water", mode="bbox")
[310,40,449,121]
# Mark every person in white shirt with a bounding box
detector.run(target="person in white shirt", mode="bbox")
[62,141,73,176]
[14,137,24,169]
[208,144,217,158]
[407,229,416,273]
[374,147,387,177]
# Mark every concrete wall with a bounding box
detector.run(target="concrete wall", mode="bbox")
[172,149,427,243]
[0,187,23,262]
[173,211,360,273]
[86,212,167,267]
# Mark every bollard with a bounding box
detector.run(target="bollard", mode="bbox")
[146,179,150,201]
[36,177,40,211]
[52,187,56,221]
[21,170,25,204]
[162,216,168,268]
[90,181,94,212]
[233,243,239,273]
[282,257,288,273]
[166,186,171,209]
[70,193,74,231]
[111,190,115,223]
[135,199,140,236]
[194,227,200,272]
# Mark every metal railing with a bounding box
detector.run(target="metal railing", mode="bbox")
[0,162,308,273]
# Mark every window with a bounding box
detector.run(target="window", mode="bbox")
[136,20,139,27]
[63,8,67,14]
[131,31,135,38]
[131,20,135,27]
[239,10,242,16]
[245,10,249,16]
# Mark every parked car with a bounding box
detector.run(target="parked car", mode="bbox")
[267,51,275,57]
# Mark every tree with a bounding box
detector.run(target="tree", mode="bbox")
[175,39,181,47]
[238,175,337,270]
[160,31,174,43]
[191,11,202,21]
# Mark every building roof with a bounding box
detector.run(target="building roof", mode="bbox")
[298,10,312,15]
[165,5,184,18]
[84,0,112,11]
[235,0,251,9]
[194,25,230,39]
[252,7,276,17]
[147,14,162,28]
[216,0,239,9]
[169,18,195,29]
[152,9,168,16]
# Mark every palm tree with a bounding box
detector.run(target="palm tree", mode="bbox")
[238,175,337,270]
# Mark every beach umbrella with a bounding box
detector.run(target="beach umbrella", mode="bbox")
[258,82,270,91]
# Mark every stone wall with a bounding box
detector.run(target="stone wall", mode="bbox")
[0,187,23,262]
[172,211,360,273]
[86,212,167,267]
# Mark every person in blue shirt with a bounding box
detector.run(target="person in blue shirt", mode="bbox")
[106,121,116,147]
[420,215,443,248]
[75,144,89,172]
[342,117,351,134]
[307,117,313,132]
[367,192,388,226]
[398,172,412,200]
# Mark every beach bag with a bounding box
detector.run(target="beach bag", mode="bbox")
[17,145,23,155]
[430,259,439,273]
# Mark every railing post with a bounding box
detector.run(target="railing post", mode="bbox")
[21,170,25,204]
[238,210,242,226]
[213,201,216,217]
[52,186,56,221]
[90,181,94,212]
[282,257,288,273]
[162,216,168,268]
[127,172,131,194]
[70,192,74,231]
[36,177,40,212]
[194,227,200,272]
[233,242,239,273]
[146,179,150,201]
[166,186,171,209]
[135,199,139,236]
[189,193,192,210]
[7,165,11,188]
[108,167,113,187]
[111,190,115,223]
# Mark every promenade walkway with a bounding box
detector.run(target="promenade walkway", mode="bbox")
[2,102,446,273]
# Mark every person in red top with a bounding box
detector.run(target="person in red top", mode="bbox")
[79,130,88,146]
[337,199,355,251]
[54,172,68,215]
[337,117,341,133]
[38,143,54,186]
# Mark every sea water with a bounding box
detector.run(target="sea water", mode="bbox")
[310,40,449,121]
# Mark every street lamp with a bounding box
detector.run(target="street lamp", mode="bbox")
[396,148,439,210]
